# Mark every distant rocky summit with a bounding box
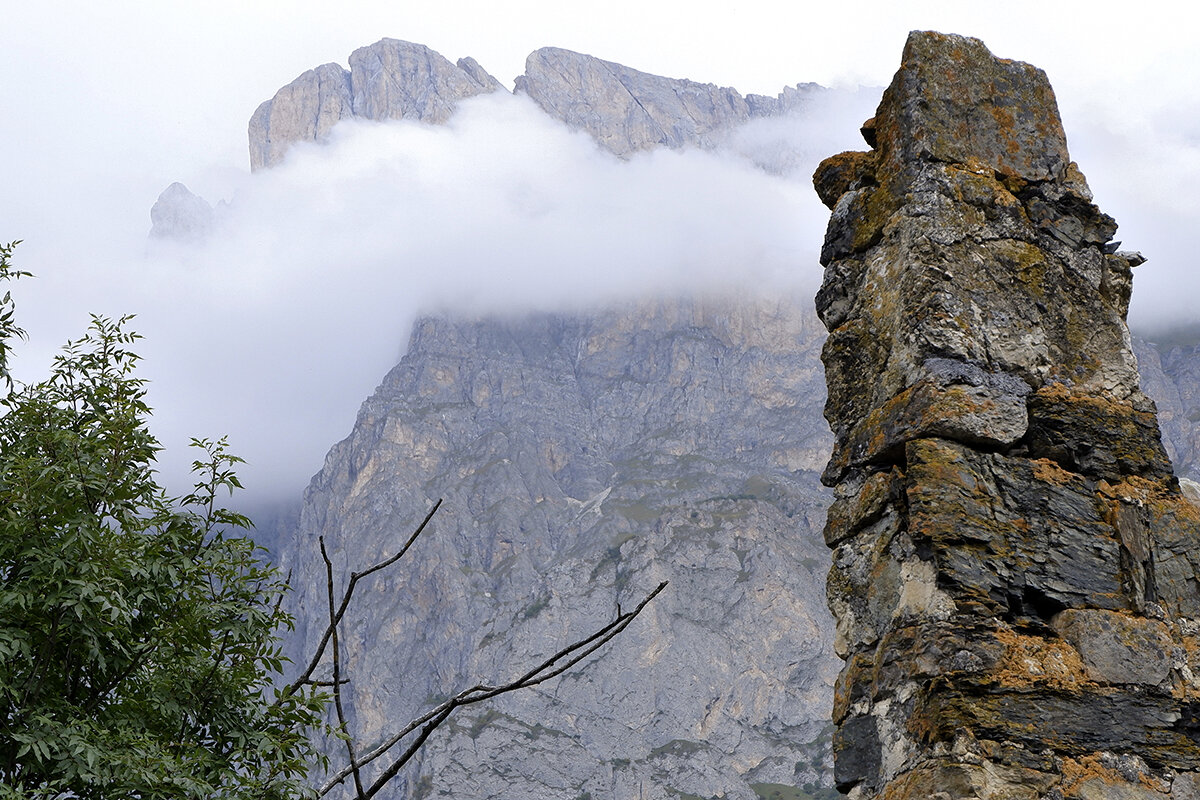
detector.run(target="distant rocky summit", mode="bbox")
[815,31,1200,799]
[248,39,503,170]
[247,38,824,168]
[514,47,820,157]
[148,182,213,240]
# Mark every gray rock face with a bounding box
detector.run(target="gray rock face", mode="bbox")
[282,295,841,800]
[148,182,213,240]
[272,293,1200,800]
[815,31,1200,799]
[249,63,353,172]
[248,39,502,170]
[514,47,822,157]
[347,39,502,123]
[1136,334,1200,482]
[238,33,1200,800]
[248,38,824,169]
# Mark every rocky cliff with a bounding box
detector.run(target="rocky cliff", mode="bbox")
[1135,335,1200,486]
[248,39,503,170]
[514,48,819,157]
[815,31,1200,799]
[247,38,823,168]
[282,296,841,800]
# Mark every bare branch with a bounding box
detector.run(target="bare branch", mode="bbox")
[318,580,668,797]
[278,499,442,701]
[322,536,366,799]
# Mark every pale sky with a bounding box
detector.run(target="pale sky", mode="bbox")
[2,0,1198,501]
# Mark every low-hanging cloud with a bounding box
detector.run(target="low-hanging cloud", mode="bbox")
[12,81,1198,509]
[11,89,878,506]
[1062,96,1200,334]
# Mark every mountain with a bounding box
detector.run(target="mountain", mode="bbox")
[1134,335,1200,483]
[247,38,824,168]
[248,39,503,170]
[513,47,820,157]
[281,297,840,800]
[246,38,1200,800]
[148,181,213,240]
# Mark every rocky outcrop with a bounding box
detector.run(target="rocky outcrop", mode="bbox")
[248,39,502,170]
[148,182,213,240]
[515,47,821,156]
[281,295,840,800]
[247,38,824,168]
[231,31,1200,800]
[815,31,1200,799]
[346,39,503,123]
[248,63,354,171]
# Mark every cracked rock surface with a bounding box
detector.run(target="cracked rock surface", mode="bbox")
[815,31,1200,800]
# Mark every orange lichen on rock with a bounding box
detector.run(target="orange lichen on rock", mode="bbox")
[991,626,1092,692]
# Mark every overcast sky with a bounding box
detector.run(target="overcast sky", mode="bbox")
[2,0,1198,502]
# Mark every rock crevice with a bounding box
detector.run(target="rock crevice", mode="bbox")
[815,31,1200,799]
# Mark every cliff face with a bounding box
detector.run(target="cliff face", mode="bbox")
[514,47,819,157]
[815,31,1200,799]
[284,297,841,800]
[247,39,823,168]
[1136,335,1200,485]
[149,182,213,240]
[248,39,503,170]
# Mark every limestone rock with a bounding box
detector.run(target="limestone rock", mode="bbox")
[248,63,353,171]
[347,38,499,122]
[281,295,840,800]
[148,181,213,240]
[228,32,1200,800]
[815,31,1200,799]
[248,39,502,170]
[514,47,822,157]
[247,37,827,169]
[1136,333,1200,483]
[455,56,504,92]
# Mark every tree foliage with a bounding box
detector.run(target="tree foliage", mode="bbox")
[0,241,327,798]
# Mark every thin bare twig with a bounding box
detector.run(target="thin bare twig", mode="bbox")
[318,580,668,798]
[321,536,366,799]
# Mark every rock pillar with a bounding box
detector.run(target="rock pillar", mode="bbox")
[814,31,1200,800]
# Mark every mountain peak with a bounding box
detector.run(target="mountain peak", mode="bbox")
[247,38,502,170]
[245,39,823,169]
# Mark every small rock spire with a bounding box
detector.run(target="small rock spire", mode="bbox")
[815,31,1200,799]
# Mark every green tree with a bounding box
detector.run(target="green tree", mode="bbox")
[0,240,327,798]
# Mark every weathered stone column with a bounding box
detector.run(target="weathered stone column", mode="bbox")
[814,31,1200,800]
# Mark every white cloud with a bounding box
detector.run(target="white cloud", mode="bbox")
[8,92,874,504]
[5,28,1199,508]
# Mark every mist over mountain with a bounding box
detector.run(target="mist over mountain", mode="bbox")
[134,42,878,504]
